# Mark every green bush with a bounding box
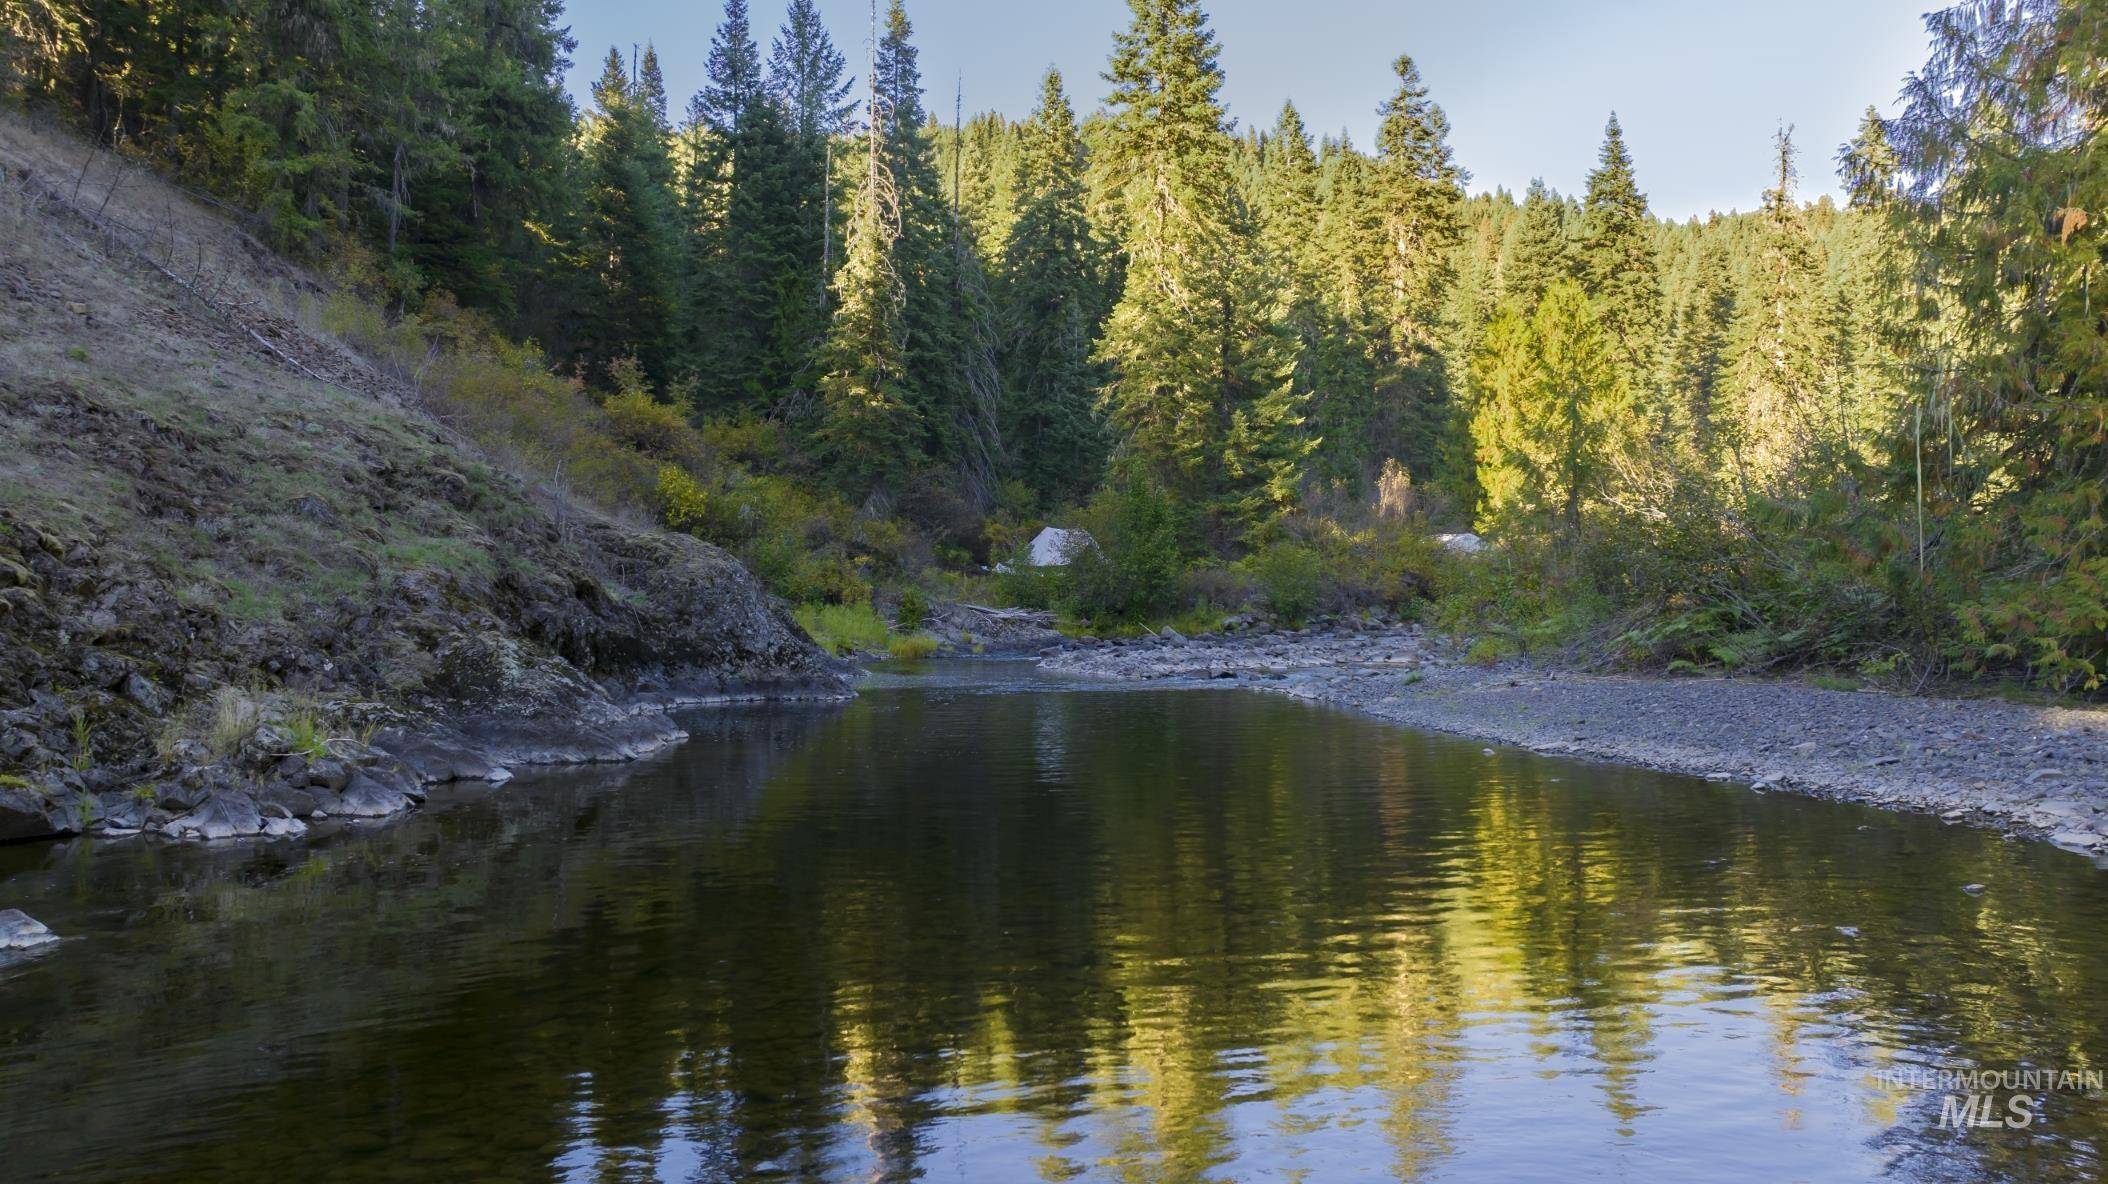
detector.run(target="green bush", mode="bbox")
[1241,541,1326,625]
[886,633,939,661]
[896,587,930,630]
[1063,483,1184,624]
[794,602,892,655]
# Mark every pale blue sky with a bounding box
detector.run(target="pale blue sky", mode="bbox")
[561,0,1934,221]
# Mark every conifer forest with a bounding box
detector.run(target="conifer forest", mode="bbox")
[7,0,2107,693]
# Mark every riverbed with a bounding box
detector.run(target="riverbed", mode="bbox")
[2,663,2104,1181]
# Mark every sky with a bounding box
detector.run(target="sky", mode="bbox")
[561,0,1935,221]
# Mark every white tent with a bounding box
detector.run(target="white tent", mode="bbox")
[1027,527,1096,567]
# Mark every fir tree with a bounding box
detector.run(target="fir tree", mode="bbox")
[637,44,670,130]
[768,0,857,145]
[688,0,813,410]
[1372,54,1464,364]
[1097,0,1307,530]
[1660,222,1736,455]
[575,46,687,388]
[1578,114,1663,379]
[1721,127,1835,488]
[1499,179,1571,309]
[1471,280,1634,531]
[816,64,916,496]
[997,70,1109,505]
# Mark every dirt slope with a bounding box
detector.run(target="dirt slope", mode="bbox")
[0,113,845,842]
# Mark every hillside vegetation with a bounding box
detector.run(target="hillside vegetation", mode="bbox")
[0,113,839,837]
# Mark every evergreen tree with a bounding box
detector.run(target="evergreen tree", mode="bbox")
[1499,179,1571,309]
[1578,114,1663,378]
[1721,127,1835,488]
[1839,105,1900,211]
[997,70,1109,505]
[698,0,764,131]
[638,44,670,129]
[575,47,687,388]
[874,0,1003,502]
[404,0,580,331]
[816,0,1000,503]
[768,0,857,145]
[1097,0,1307,530]
[816,95,916,497]
[1372,55,1464,364]
[1660,222,1736,455]
[686,0,814,410]
[1471,280,1634,531]
[1892,0,2108,686]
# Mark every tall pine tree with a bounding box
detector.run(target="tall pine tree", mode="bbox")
[1097,0,1307,531]
[575,47,687,389]
[1578,114,1663,380]
[997,70,1110,506]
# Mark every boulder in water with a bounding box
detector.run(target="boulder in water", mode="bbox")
[0,909,58,950]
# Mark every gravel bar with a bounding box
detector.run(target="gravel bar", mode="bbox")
[1040,626,2108,861]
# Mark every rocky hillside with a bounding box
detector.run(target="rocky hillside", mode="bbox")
[0,114,846,843]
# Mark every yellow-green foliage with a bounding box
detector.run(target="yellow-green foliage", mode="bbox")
[886,633,940,661]
[282,705,334,760]
[794,602,893,655]
[1469,280,1634,530]
[657,465,713,534]
[657,466,890,605]
[601,362,707,466]
[321,291,708,518]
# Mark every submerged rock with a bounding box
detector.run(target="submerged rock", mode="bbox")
[0,908,58,949]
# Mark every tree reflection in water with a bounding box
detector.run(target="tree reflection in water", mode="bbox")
[1,669,2104,1182]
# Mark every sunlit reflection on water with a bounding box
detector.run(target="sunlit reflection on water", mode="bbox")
[2,663,2104,1182]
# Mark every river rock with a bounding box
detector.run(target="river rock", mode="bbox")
[165,792,265,840]
[95,790,151,831]
[257,781,319,818]
[0,909,58,950]
[335,771,412,818]
[0,784,59,842]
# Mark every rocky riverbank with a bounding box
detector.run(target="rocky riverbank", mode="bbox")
[1042,626,2108,859]
[0,113,848,847]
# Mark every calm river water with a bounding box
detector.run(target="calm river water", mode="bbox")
[2,663,2105,1182]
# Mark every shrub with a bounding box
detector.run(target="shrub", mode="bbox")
[794,602,892,655]
[603,385,701,463]
[1241,542,1326,625]
[1063,483,1184,624]
[896,587,930,630]
[886,633,940,661]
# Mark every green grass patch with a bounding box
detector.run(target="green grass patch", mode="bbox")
[794,602,893,656]
[886,633,940,661]
[283,707,335,760]
[380,537,494,578]
[221,577,287,622]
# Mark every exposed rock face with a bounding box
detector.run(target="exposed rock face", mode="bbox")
[0,115,849,843]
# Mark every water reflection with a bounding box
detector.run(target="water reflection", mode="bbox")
[1,669,2105,1182]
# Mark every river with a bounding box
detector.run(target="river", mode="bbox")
[2,662,2104,1182]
